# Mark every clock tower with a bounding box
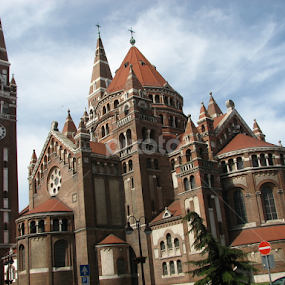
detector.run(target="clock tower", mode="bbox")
[0,18,19,281]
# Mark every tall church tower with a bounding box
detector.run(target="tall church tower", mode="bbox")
[0,18,19,279]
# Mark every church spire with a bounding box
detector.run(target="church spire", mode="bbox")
[207,92,223,118]
[253,119,265,141]
[197,101,211,123]
[62,109,77,141]
[0,18,10,89]
[184,114,200,143]
[88,26,113,106]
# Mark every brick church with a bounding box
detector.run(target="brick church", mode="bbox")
[2,18,285,284]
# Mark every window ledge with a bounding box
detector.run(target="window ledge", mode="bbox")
[261,219,285,226]
[52,266,72,272]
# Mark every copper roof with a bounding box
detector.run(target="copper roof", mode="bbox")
[151,200,181,223]
[24,197,72,215]
[98,234,127,245]
[217,133,276,155]
[230,224,285,246]
[107,46,169,93]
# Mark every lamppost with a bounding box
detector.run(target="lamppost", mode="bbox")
[125,216,152,285]
[2,247,14,284]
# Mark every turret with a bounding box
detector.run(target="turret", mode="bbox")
[62,109,77,141]
[207,92,223,118]
[253,119,265,141]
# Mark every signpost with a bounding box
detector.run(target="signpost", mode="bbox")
[80,265,90,285]
[259,241,272,285]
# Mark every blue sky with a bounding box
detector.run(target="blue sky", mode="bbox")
[1,0,285,211]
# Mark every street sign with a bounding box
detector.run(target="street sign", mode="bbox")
[259,241,271,255]
[82,276,90,284]
[80,265,90,276]
[262,255,276,269]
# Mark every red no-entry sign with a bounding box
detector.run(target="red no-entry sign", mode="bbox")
[259,241,271,255]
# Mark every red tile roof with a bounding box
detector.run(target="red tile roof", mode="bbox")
[217,133,276,155]
[230,224,285,246]
[24,197,72,216]
[19,205,29,217]
[213,114,226,129]
[90,141,113,155]
[151,200,181,223]
[98,234,127,245]
[107,46,169,93]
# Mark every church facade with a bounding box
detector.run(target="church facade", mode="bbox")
[2,19,285,284]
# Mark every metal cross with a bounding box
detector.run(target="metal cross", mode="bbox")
[129,27,135,38]
[96,23,101,38]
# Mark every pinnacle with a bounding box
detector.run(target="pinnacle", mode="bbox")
[208,92,223,118]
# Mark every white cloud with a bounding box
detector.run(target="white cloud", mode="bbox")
[2,0,285,210]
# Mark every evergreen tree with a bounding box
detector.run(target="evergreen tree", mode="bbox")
[184,212,257,285]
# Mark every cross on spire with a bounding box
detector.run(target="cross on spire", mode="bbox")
[96,23,101,38]
[129,27,136,46]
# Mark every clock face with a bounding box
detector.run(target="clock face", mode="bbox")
[48,167,62,196]
[0,124,6,140]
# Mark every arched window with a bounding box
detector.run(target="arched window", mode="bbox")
[62,218,68,231]
[117,258,125,275]
[174,117,178,128]
[106,103,110,112]
[160,241,165,251]
[128,160,133,171]
[228,159,235,172]
[190,175,196,189]
[54,241,66,267]
[106,124,109,135]
[262,186,277,220]
[102,106,106,115]
[119,133,126,149]
[169,98,174,107]
[199,148,204,159]
[53,219,59,231]
[148,94,153,102]
[169,116,173,127]
[126,129,132,145]
[159,114,164,125]
[166,234,172,249]
[124,105,129,116]
[162,262,168,276]
[155,95,160,103]
[114,100,119,109]
[38,220,45,233]
[171,159,175,170]
[147,158,152,169]
[233,190,248,225]
[154,159,159,170]
[123,162,127,173]
[30,221,36,234]
[101,126,105,137]
[170,261,175,275]
[260,154,267,166]
[21,223,25,236]
[178,156,182,165]
[142,127,148,141]
[252,155,258,167]
[280,154,285,165]
[174,238,180,249]
[237,157,244,170]
[177,260,182,274]
[184,178,190,191]
[186,149,191,162]
[268,153,273,165]
[19,245,25,271]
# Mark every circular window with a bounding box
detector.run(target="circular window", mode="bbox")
[48,167,62,196]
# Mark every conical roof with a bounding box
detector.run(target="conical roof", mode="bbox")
[107,46,169,93]
[62,109,77,139]
[208,92,223,118]
[30,149,37,165]
[253,119,265,141]
[184,114,199,142]
[0,18,8,62]
[89,36,112,96]
[198,101,211,121]
[124,64,143,92]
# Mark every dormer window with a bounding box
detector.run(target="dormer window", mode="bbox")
[140,60,145,66]
[162,207,172,219]
[124,62,129,68]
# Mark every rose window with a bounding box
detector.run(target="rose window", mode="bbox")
[48,167,62,196]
